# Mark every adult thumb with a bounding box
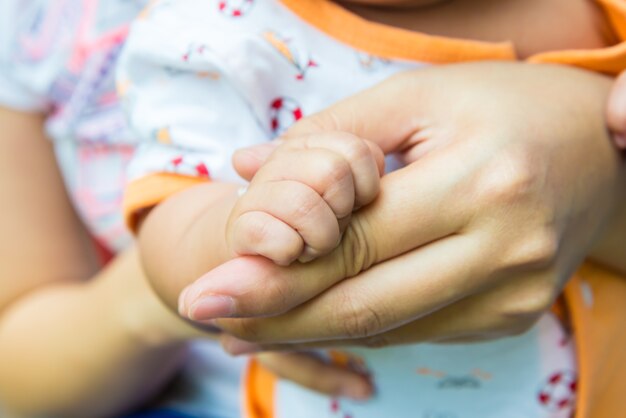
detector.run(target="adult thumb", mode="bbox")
[283,70,440,154]
[233,68,441,179]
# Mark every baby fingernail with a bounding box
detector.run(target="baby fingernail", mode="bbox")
[188,295,235,320]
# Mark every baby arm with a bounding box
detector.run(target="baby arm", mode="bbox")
[137,182,240,310]
[118,4,271,310]
[139,132,384,314]
[228,133,384,266]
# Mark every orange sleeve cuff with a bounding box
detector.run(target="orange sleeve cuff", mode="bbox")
[528,0,626,75]
[244,359,277,418]
[564,262,626,418]
[123,173,209,233]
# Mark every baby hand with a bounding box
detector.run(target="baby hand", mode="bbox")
[227,132,384,265]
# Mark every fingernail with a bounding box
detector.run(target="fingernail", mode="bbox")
[188,295,235,320]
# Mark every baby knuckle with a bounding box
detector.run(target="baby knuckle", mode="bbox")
[293,186,324,220]
[273,247,301,267]
[339,134,372,163]
[319,155,353,187]
[236,213,269,248]
[318,230,342,255]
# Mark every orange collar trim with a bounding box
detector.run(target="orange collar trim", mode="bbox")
[278,0,517,63]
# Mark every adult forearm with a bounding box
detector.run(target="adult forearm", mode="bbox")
[139,182,240,310]
[0,248,201,418]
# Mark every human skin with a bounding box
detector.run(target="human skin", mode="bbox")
[133,0,617,320]
[608,70,626,150]
[0,107,208,418]
[228,134,385,266]
[176,62,626,353]
[0,108,370,417]
[339,0,613,59]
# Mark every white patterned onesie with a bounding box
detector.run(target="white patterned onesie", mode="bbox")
[118,1,580,417]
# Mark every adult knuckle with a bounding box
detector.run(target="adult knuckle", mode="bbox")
[508,231,559,270]
[342,306,382,339]
[475,152,536,206]
[500,318,537,337]
[501,283,555,319]
[335,289,383,338]
[523,290,554,316]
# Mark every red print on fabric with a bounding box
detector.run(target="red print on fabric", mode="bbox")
[218,0,254,17]
[269,97,302,135]
[537,370,577,411]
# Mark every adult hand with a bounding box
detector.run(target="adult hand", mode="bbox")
[608,69,626,149]
[256,352,374,400]
[179,62,624,352]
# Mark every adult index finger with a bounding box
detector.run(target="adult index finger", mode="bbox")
[179,142,478,321]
